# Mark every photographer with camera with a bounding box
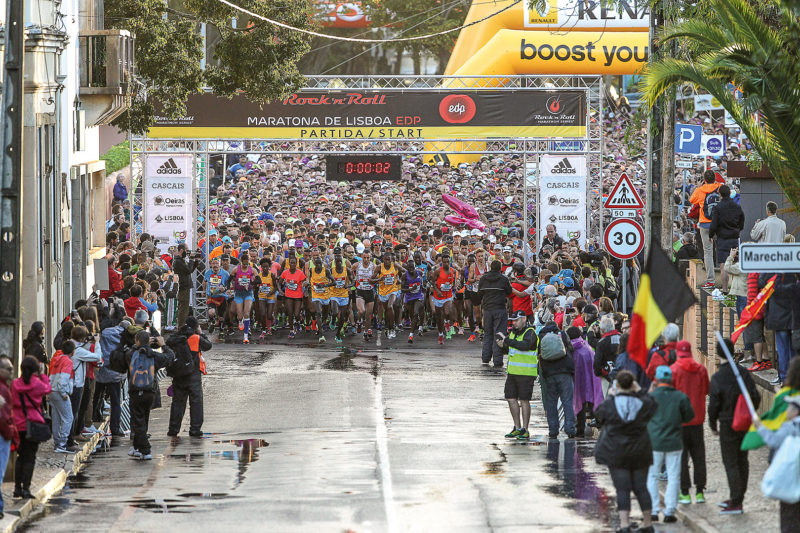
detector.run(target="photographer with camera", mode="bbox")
[172,243,200,328]
[67,325,102,448]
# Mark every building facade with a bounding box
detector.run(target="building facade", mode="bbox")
[1,0,133,355]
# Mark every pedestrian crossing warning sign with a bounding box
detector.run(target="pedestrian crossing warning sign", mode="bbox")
[604,173,644,209]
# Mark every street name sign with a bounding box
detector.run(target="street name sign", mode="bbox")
[739,243,800,273]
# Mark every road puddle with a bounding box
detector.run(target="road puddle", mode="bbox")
[167,438,270,488]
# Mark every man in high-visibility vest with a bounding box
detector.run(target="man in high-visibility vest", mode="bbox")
[496,310,539,440]
[167,316,211,437]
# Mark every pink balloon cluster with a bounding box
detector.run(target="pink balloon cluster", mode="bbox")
[441,194,485,231]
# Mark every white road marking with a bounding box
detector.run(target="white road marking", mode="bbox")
[374,372,398,533]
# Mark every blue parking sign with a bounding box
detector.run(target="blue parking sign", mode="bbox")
[674,124,702,154]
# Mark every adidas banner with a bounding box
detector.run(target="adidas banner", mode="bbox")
[144,155,194,249]
[538,155,587,248]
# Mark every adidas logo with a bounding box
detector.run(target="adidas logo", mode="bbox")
[156,158,182,175]
[551,158,577,174]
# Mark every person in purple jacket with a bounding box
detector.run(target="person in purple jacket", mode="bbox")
[568,326,604,437]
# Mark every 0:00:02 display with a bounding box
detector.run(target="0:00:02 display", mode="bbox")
[339,162,392,174]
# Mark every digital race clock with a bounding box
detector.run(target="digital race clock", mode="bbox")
[325,155,402,181]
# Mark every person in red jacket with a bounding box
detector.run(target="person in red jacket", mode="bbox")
[124,284,158,319]
[99,255,123,300]
[11,356,51,499]
[646,323,680,381]
[670,340,710,504]
[745,272,769,371]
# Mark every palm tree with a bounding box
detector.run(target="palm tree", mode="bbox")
[642,0,800,213]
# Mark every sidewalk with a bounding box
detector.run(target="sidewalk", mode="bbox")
[0,422,109,533]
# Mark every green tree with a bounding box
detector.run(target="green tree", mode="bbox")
[105,0,313,134]
[642,0,800,213]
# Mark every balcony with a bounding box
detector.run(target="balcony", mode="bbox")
[78,29,135,125]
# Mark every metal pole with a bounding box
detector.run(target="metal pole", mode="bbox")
[523,145,528,259]
[0,0,24,366]
[622,265,627,314]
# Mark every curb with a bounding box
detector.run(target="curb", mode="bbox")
[657,487,721,533]
[4,419,109,533]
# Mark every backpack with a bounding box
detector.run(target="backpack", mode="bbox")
[702,187,722,219]
[129,347,156,392]
[539,331,567,361]
[109,346,128,374]
[166,334,194,379]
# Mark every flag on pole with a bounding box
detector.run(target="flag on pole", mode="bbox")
[628,246,697,369]
[741,386,799,450]
[731,274,776,344]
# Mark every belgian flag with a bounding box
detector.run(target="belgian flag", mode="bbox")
[628,245,697,369]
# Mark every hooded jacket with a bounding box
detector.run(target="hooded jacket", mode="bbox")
[689,182,721,224]
[72,340,103,388]
[477,270,512,311]
[538,323,574,377]
[670,341,709,426]
[594,390,657,469]
[48,350,74,396]
[647,384,694,451]
[11,374,51,432]
[572,336,604,411]
[709,361,761,431]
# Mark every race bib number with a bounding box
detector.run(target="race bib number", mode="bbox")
[440,283,452,292]
[287,281,298,291]
[357,278,371,290]
[313,283,327,293]
[384,275,395,286]
[259,285,272,297]
[209,276,221,290]
[410,282,421,294]
[238,276,251,290]
[335,279,346,288]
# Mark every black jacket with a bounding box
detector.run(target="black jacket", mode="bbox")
[477,271,512,311]
[709,198,745,240]
[708,362,761,431]
[168,326,212,377]
[538,322,575,377]
[594,330,621,378]
[172,254,198,290]
[594,391,657,469]
[674,243,699,276]
[760,273,800,331]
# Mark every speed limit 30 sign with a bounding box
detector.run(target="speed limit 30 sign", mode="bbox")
[604,218,644,259]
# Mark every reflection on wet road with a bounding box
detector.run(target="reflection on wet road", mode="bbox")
[18,341,682,532]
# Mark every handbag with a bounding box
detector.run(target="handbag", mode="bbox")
[19,393,52,443]
[731,394,752,432]
[762,435,800,503]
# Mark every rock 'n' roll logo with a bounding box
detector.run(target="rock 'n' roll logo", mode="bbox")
[547,96,563,114]
[439,94,477,124]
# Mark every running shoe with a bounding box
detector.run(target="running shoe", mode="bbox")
[208,322,215,334]
[408,333,414,344]
[505,427,521,438]
[719,505,742,515]
[747,361,762,372]
[761,360,773,370]
[516,428,530,440]
[468,333,477,342]
[448,325,455,336]
[267,327,273,336]
[678,493,692,504]
[318,336,325,343]
[363,332,369,341]
[335,336,343,343]
[438,333,444,345]
[445,329,453,340]
[243,336,249,344]
[367,328,373,338]
[128,447,142,459]
[238,320,244,331]
[288,331,295,340]
[259,332,267,340]
[695,492,706,503]
[418,326,423,335]
[458,326,465,336]
[357,322,363,334]
[701,281,716,289]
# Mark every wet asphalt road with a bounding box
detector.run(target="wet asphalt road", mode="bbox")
[20,332,683,532]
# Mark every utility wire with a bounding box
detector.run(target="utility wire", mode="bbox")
[214,0,522,43]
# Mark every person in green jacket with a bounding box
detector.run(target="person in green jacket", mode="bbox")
[647,366,695,524]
